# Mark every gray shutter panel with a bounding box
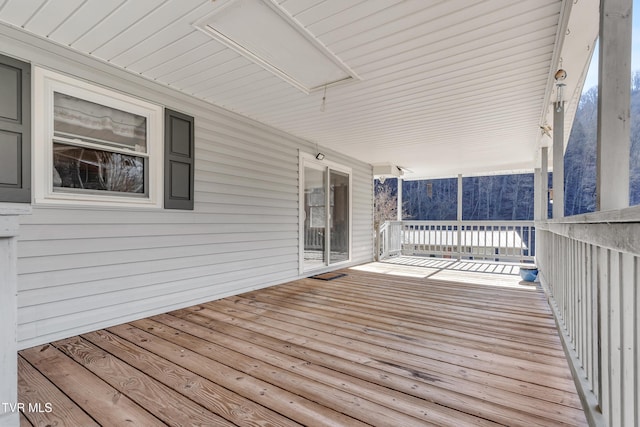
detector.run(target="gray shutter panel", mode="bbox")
[0,54,30,203]
[164,108,194,210]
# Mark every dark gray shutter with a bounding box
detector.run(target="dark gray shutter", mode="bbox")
[164,108,194,210]
[0,54,30,203]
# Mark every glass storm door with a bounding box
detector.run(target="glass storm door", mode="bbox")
[303,163,327,270]
[329,169,349,264]
[301,157,350,272]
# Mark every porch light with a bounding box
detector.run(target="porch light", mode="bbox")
[315,153,325,160]
[195,0,359,94]
[555,69,567,112]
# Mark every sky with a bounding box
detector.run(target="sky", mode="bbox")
[582,0,640,92]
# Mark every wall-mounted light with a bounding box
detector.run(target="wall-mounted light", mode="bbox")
[315,153,325,160]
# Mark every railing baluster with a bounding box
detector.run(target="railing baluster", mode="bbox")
[536,220,640,427]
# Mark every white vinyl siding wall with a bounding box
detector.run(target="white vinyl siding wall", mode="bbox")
[2,26,373,349]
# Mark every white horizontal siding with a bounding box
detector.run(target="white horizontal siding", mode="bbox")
[0,25,373,349]
[352,162,374,262]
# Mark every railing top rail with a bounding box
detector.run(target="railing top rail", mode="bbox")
[400,220,535,226]
[540,204,640,225]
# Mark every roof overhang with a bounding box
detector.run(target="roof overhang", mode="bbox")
[0,0,599,179]
[536,0,599,172]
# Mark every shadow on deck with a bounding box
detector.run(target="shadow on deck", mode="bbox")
[18,262,586,426]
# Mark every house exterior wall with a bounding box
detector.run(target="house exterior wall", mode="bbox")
[0,24,374,349]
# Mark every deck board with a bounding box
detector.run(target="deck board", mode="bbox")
[19,412,33,427]
[82,329,300,426]
[20,345,163,426]
[53,336,233,426]
[17,356,99,427]
[18,262,588,426]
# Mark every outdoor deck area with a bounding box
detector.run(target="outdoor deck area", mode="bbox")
[17,261,587,426]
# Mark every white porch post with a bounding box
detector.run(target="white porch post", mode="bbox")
[541,147,549,220]
[396,177,403,221]
[553,103,564,219]
[534,147,549,221]
[534,167,541,221]
[535,148,548,267]
[533,147,549,221]
[457,174,463,260]
[457,174,463,221]
[597,0,632,211]
[0,203,30,427]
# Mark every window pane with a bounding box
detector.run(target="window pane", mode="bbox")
[53,143,144,194]
[54,92,147,152]
[329,169,349,264]
[304,166,326,269]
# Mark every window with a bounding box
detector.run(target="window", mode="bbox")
[34,67,163,207]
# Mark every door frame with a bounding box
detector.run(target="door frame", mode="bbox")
[298,151,352,274]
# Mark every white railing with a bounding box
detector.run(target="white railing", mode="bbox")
[378,220,535,262]
[536,210,640,427]
[305,228,349,252]
[376,221,402,260]
[304,228,324,250]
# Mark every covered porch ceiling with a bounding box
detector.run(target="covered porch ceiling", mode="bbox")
[0,0,599,179]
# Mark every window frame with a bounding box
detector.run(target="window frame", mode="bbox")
[33,67,163,208]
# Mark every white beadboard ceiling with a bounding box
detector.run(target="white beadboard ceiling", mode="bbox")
[0,0,599,179]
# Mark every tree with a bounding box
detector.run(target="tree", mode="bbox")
[564,86,598,215]
[374,181,397,227]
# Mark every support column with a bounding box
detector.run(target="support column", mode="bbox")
[534,148,548,270]
[534,165,542,221]
[396,178,403,221]
[597,0,632,211]
[553,103,565,219]
[541,147,549,220]
[456,174,463,260]
[534,167,541,221]
[457,174,463,222]
[0,203,30,427]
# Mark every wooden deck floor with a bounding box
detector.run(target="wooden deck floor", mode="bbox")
[18,262,587,426]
